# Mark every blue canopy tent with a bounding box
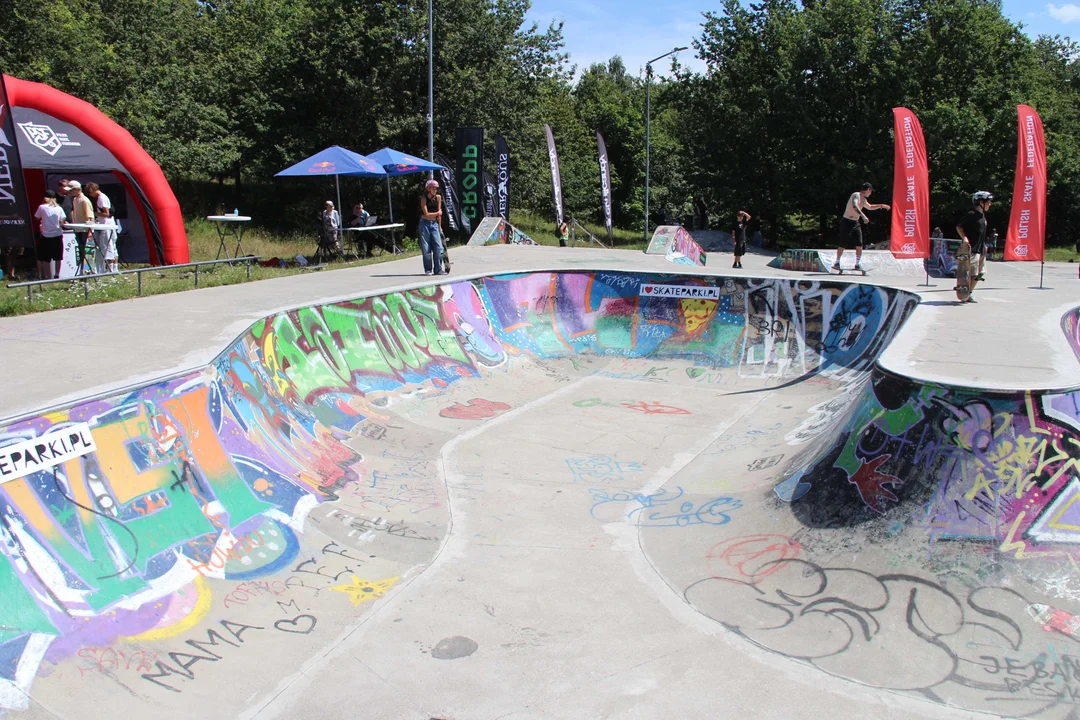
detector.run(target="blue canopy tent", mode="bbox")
[275,146,386,222]
[365,148,444,223]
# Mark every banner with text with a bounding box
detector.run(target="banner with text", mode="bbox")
[494,135,510,222]
[597,131,613,244]
[889,107,929,259]
[544,123,564,226]
[0,422,96,483]
[0,71,34,249]
[434,151,462,234]
[455,126,484,232]
[1005,105,1046,261]
[483,171,496,218]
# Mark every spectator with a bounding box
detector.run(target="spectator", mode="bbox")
[694,196,709,230]
[56,178,74,221]
[322,200,341,251]
[987,229,999,260]
[349,202,370,228]
[33,190,66,280]
[732,210,751,269]
[85,182,120,274]
[557,220,569,247]
[0,245,21,281]
[931,226,944,239]
[65,180,95,274]
[417,180,446,275]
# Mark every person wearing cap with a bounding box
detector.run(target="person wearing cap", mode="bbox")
[418,179,445,275]
[834,182,890,272]
[33,190,66,280]
[64,180,95,274]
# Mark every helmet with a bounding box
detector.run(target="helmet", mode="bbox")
[972,191,993,203]
[425,179,440,189]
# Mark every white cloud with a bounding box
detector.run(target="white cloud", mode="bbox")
[1048,3,1080,22]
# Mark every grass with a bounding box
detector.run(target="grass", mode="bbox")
[511,210,649,250]
[0,219,423,318]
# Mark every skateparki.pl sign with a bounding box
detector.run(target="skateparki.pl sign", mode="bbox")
[0,423,97,483]
[639,283,719,299]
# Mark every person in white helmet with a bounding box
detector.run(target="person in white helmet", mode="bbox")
[418,179,446,275]
[955,191,992,302]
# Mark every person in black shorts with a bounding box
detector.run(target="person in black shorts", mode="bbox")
[955,191,992,302]
[732,210,750,268]
[834,182,890,271]
[33,190,66,280]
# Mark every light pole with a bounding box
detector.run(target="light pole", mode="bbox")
[427,0,434,179]
[644,46,687,242]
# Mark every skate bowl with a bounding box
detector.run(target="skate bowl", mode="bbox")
[3,269,1080,719]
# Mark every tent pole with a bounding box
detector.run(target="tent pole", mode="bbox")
[387,177,394,223]
[335,175,342,226]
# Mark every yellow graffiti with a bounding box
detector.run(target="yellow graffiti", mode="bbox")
[262,331,292,397]
[122,576,213,642]
[329,575,399,606]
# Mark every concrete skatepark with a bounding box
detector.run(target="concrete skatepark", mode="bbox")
[2,241,1080,719]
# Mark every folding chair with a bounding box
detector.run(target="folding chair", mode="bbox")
[314,224,343,265]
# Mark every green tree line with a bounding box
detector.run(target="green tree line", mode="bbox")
[3,0,1080,244]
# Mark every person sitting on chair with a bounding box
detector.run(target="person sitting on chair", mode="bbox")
[350,202,370,228]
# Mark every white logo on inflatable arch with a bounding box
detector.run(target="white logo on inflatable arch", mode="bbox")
[16,121,81,156]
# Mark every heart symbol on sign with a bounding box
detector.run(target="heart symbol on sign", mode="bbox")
[274,614,318,635]
[686,368,706,379]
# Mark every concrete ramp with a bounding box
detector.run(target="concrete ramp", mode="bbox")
[4,271,1080,719]
[645,225,707,266]
[769,248,927,275]
[466,217,538,246]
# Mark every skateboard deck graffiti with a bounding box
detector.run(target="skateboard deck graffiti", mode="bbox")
[955,244,975,302]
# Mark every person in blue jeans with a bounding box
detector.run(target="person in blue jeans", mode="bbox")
[418,180,446,275]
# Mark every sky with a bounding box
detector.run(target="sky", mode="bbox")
[524,0,1080,79]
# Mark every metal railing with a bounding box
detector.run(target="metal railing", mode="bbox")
[569,217,609,249]
[6,255,261,305]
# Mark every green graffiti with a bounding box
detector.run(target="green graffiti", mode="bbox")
[835,385,938,474]
[0,545,59,641]
[259,291,473,401]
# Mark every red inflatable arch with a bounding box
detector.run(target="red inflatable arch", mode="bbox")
[4,75,189,264]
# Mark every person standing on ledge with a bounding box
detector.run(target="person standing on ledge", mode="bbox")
[732,210,750,268]
[834,182,890,272]
[418,180,446,275]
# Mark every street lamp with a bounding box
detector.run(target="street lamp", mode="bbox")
[644,46,687,242]
[427,0,434,179]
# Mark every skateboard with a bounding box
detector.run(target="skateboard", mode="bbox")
[832,265,867,276]
[954,244,975,302]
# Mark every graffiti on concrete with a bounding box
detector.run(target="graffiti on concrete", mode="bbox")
[0,271,921,710]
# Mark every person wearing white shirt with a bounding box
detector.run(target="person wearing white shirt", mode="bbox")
[33,190,66,280]
[85,182,120,273]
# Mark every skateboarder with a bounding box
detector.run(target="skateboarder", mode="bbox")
[732,210,750,268]
[955,191,992,301]
[834,183,890,273]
